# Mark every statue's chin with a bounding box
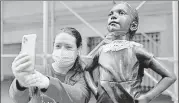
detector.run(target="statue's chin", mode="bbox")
[107,25,120,32]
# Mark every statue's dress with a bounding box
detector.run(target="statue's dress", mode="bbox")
[85,40,154,103]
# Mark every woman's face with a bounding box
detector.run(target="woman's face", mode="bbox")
[53,32,79,63]
[52,32,79,73]
[53,32,78,52]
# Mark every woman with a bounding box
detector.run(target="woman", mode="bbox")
[9,27,90,103]
[84,2,176,103]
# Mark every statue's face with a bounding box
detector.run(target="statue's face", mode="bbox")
[107,3,134,33]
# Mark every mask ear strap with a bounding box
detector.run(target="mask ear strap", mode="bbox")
[77,46,82,56]
[78,50,81,56]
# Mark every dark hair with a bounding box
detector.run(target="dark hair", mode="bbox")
[58,27,82,48]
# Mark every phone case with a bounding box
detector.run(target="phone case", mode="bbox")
[21,34,37,72]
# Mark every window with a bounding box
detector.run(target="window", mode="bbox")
[3,43,21,54]
[87,37,103,53]
[133,32,160,56]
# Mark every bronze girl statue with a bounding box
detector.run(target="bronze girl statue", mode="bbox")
[84,2,176,103]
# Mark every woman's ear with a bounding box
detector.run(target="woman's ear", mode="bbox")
[130,21,138,31]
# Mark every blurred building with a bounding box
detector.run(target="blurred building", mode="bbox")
[1,1,178,103]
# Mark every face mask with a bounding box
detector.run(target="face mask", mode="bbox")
[52,49,77,74]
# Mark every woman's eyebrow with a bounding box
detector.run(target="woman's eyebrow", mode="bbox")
[65,43,73,47]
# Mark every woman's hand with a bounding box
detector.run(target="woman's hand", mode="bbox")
[11,53,34,87]
[25,71,50,89]
[134,94,151,103]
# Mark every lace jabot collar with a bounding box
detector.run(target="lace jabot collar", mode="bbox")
[102,40,143,52]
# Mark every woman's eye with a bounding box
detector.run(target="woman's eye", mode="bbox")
[66,46,72,49]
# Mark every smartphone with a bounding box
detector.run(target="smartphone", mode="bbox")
[21,34,37,73]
